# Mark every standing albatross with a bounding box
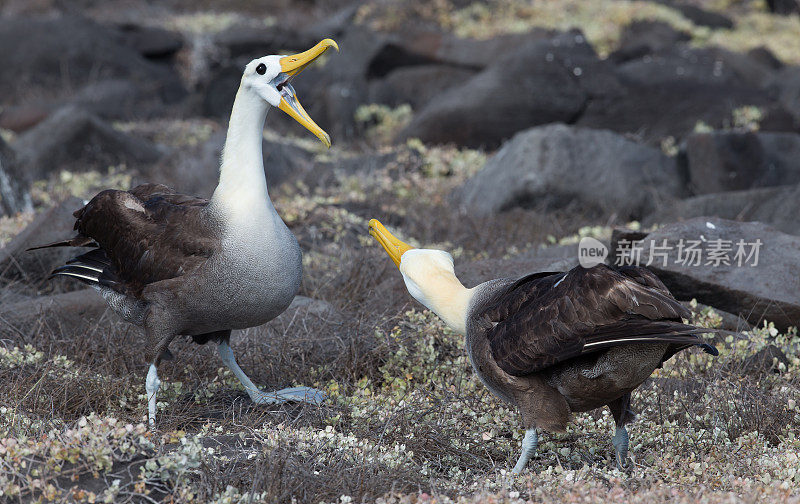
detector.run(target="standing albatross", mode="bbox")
[368,220,718,472]
[29,39,339,426]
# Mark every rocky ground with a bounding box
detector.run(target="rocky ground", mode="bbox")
[1,0,800,502]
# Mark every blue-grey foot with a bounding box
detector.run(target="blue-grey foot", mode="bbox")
[217,341,325,406]
[512,428,538,474]
[612,426,629,469]
[250,386,327,405]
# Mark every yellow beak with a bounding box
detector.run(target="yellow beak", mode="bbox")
[368,219,414,268]
[278,38,339,148]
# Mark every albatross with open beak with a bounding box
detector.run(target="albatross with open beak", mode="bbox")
[29,39,339,427]
[368,219,718,472]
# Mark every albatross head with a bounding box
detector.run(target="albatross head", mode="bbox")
[242,38,338,148]
[369,219,473,333]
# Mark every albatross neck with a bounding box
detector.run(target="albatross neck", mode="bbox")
[412,272,475,335]
[211,86,275,221]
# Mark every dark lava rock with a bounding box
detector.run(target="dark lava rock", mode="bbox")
[117,23,183,59]
[684,131,800,194]
[649,184,800,237]
[611,218,800,330]
[747,47,783,71]
[214,25,318,60]
[0,136,32,216]
[616,46,773,88]
[768,66,800,125]
[397,32,619,148]
[14,106,164,182]
[455,124,684,218]
[610,20,691,64]
[766,0,800,14]
[1,197,85,283]
[0,289,108,337]
[742,345,791,375]
[578,82,780,146]
[367,64,478,110]
[659,1,734,29]
[579,44,788,144]
[370,27,555,75]
[70,80,146,120]
[457,244,579,287]
[0,15,185,106]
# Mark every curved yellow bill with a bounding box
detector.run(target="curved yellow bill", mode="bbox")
[278,39,339,148]
[368,219,414,268]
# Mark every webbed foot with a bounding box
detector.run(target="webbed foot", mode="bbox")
[249,386,326,405]
[612,426,629,470]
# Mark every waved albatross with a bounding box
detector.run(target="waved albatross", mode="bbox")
[29,39,339,427]
[368,219,718,472]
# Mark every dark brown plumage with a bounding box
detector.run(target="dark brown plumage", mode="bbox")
[466,264,717,471]
[36,183,218,298]
[479,265,714,376]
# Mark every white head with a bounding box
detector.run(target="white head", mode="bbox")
[240,39,338,147]
[369,220,473,334]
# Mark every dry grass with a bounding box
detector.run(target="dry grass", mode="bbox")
[2,133,800,503]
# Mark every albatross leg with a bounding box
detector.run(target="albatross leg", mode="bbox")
[608,394,633,469]
[612,427,629,470]
[512,428,538,474]
[146,363,161,428]
[216,340,326,405]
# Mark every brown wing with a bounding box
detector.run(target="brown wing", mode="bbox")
[51,184,219,296]
[475,264,715,377]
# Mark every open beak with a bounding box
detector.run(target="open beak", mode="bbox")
[277,38,338,148]
[368,219,414,268]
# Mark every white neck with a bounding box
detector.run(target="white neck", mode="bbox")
[408,272,475,334]
[211,85,274,220]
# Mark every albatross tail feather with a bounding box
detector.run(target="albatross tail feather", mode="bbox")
[27,235,97,251]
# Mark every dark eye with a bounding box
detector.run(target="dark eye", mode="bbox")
[256,63,266,75]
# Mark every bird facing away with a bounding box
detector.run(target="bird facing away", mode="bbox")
[29,39,339,427]
[368,219,718,472]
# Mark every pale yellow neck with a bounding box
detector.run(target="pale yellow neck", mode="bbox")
[414,273,475,334]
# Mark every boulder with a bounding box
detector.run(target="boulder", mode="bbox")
[657,1,734,29]
[577,81,781,146]
[684,131,800,194]
[609,20,691,64]
[367,64,478,110]
[0,289,108,337]
[0,197,86,283]
[367,27,555,76]
[768,66,800,125]
[0,104,52,132]
[455,124,685,219]
[649,184,800,236]
[13,106,164,182]
[766,0,800,14]
[610,218,800,330]
[616,46,773,88]
[70,80,146,120]
[457,244,579,287]
[0,137,32,216]
[213,25,318,60]
[0,15,185,107]
[397,32,619,148]
[116,23,183,59]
